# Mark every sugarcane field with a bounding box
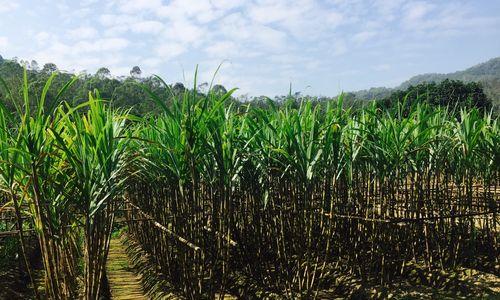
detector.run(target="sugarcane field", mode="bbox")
[0,1,499,299]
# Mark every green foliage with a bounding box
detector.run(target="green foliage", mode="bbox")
[127,78,498,297]
[42,63,58,74]
[398,57,500,110]
[0,237,19,269]
[0,66,498,298]
[0,69,133,299]
[0,57,227,117]
[400,57,500,89]
[1,55,498,117]
[379,79,492,112]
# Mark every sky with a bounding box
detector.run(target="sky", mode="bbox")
[0,0,499,96]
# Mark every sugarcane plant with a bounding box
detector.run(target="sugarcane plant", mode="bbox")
[0,70,133,299]
[0,69,497,299]
[0,69,80,299]
[125,79,498,298]
[52,91,132,299]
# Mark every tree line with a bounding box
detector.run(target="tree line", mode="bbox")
[0,55,493,117]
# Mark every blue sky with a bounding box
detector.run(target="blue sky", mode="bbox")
[0,0,499,96]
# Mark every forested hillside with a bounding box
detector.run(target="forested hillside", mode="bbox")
[349,57,500,110]
[0,56,186,116]
[400,57,500,88]
[398,57,500,108]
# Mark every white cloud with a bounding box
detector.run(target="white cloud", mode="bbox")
[30,35,131,76]
[161,19,207,45]
[155,43,185,60]
[80,0,100,6]
[100,15,165,36]
[253,25,288,50]
[67,26,98,40]
[142,57,163,68]
[402,1,436,31]
[248,0,345,39]
[0,0,18,13]
[98,38,130,52]
[218,13,288,51]
[372,64,391,71]
[330,40,347,56]
[131,21,165,34]
[109,66,132,75]
[205,41,238,58]
[0,36,8,49]
[72,38,130,53]
[405,1,434,22]
[373,0,404,20]
[210,0,245,10]
[119,0,164,14]
[248,2,296,24]
[114,0,228,23]
[99,14,136,27]
[155,0,221,23]
[399,1,499,37]
[34,31,54,45]
[103,25,128,37]
[1,0,498,96]
[267,53,316,66]
[352,31,377,44]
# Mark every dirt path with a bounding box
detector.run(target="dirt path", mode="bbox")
[106,237,147,300]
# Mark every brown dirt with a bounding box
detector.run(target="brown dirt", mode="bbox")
[106,238,147,300]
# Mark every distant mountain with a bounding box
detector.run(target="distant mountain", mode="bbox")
[351,57,500,109]
[399,57,500,89]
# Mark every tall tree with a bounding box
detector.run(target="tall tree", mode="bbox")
[212,84,227,95]
[95,67,111,79]
[381,79,492,111]
[173,82,185,94]
[130,66,142,78]
[42,62,58,74]
[30,60,39,71]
